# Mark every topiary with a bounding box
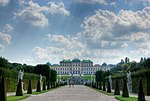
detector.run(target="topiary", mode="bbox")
[16,79,23,96]
[0,77,7,101]
[27,80,32,94]
[43,80,46,90]
[107,81,111,93]
[36,80,41,92]
[122,79,129,97]
[103,81,106,91]
[99,82,102,90]
[47,80,50,90]
[138,79,145,101]
[114,80,120,95]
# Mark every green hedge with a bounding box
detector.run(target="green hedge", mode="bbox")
[0,68,46,92]
[107,69,150,95]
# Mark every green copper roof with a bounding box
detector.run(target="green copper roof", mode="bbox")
[72,58,81,62]
[82,59,93,63]
[60,59,71,63]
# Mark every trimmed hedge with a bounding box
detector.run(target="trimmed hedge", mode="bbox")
[0,68,46,92]
[108,69,150,95]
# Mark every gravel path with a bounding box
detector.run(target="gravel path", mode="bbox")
[22,85,118,101]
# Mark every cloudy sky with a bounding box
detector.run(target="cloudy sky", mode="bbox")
[0,0,150,65]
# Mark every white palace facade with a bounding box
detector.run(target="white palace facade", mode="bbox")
[50,58,102,75]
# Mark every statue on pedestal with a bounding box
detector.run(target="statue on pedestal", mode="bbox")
[126,71,132,93]
[126,71,132,84]
[109,75,112,89]
[18,70,23,81]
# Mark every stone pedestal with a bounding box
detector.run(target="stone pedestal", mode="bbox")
[21,82,24,92]
[127,83,132,93]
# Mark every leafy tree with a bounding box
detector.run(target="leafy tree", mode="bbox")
[122,79,129,97]
[0,77,7,101]
[143,58,150,69]
[114,80,120,95]
[138,80,145,101]
[23,65,35,73]
[34,64,50,81]
[0,57,8,69]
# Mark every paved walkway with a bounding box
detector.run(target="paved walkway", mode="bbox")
[22,85,118,101]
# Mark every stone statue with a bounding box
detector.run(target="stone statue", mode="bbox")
[39,74,42,83]
[109,75,112,89]
[127,71,132,84]
[18,70,23,80]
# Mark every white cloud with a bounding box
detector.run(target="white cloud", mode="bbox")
[0,0,10,6]
[0,32,11,50]
[78,7,150,49]
[48,2,70,16]
[74,0,116,6]
[15,10,48,27]
[31,7,150,64]
[3,24,14,33]
[14,1,70,27]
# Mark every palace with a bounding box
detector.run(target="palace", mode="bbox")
[51,58,103,75]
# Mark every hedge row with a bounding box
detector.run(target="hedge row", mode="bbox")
[0,68,46,92]
[107,69,150,95]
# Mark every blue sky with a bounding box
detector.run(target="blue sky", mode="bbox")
[0,0,150,65]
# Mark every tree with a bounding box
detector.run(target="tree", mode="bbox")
[95,70,104,90]
[16,79,23,96]
[34,64,50,81]
[138,80,145,101]
[0,77,7,101]
[107,81,111,93]
[114,80,120,95]
[0,57,8,69]
[122,79,129,97]
[27,80,32,94]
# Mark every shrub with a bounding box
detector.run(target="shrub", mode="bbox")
[0,77,7,101]
[16,79,23,96]
[122,79,129,97]
[103,81,106,91]
[138,80,145,101]
[114,80,120,95]
[99,82,102,90]
[27,80,32,94]
[0,68,46,92]
[107,81,111,93]
[36,80,41,92]
[47,80,50,90]
[43,80,46,90]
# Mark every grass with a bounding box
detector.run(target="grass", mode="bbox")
[7,94,29,101]
[82,75,95,80]
[88,86,142,101]
[115,96,137,101]
[32,87,59,95]
[7,87,61,101]
[89,86,114,96]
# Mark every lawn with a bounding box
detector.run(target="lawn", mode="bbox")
[115,96,138,101]
[7,95,29,101]
[7,87,60,101]
[82,75,95,80]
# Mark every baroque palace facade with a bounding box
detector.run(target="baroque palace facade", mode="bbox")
[50,58,102,75]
